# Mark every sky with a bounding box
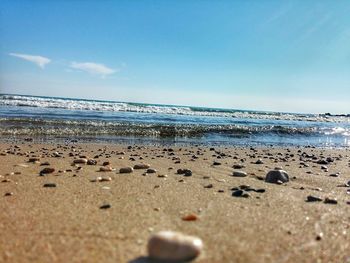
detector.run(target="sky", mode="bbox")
[1,0,350,114]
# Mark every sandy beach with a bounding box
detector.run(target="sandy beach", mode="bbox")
[0,141,349,262]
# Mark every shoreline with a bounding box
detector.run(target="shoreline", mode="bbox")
[0,135,349,149]
[1,140,350,262]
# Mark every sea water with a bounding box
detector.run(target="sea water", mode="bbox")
[0,94,349,147]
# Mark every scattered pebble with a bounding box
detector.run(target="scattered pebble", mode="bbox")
[233,164,245,169]
[134,163,151,169]
[147,231,203,261]
[73,158,88,164]
[99,166,113,172]
[306,195,323,202]
[265,169,289,184]
[87,159,97,165]
[177,169,192,176]
[100,204,111,209]
[255,159,264,164]
[119,167,133,173]
[39,167,55,175]
[43,183,56,188]
[232,190,244,197]
[232,171,247,177]
[324,197,338,205]
[182,214,199,221]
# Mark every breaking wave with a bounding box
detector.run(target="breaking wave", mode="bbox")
[1,94,349,123]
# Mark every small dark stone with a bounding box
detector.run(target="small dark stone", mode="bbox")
[100,204,111,209]
[29,157,40,163]
[232,190,244,197]
[177,168,193,176]
[4,192,13,196]
[119,167,133,173]
[233,164,245,169]
[87,159,97,165]
[213,161,221,166]
[306,195,323,202]
[40,168,55,175]
[265,169,289,184]
[204,184,213,189]
[255,159,264,164]
[146,168,157,174]
[241,193,250,198]
[317,159,328,165]
[134,164,151,169]
[177,169,185,174]
[255,189,266,193]
[43,183,56,188]
[324,198,337,204]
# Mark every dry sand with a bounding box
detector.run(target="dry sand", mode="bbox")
[0,141,350,263]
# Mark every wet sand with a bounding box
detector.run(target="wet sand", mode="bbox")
[1,141,350,262]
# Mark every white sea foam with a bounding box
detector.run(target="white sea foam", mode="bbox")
[1,94,349,123]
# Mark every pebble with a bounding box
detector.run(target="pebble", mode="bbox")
[99,166,113,172]
[4,192,13,196]
[317,159,328,165]
[43,183,56,188]
[147,231,203,261]
[329,172,340,177]
[306,195,323,202]
[39,167,55,175]
[100,204,111,209]
[231,189,250,198]
[91,176,112,182]
[146,168,157,174]
[15,164,28,168]
[119,167,133,173]
[232,171,247,177]
[73,158,88,164]
[324,197,338,204]
[87,159,97,165]
[178,169,192,176]
[134,164,151,169]
[255,159,264,164]
[265,169,289,184]
[182,214,199,221]
[233,164,245,169]
[28,157,40,163]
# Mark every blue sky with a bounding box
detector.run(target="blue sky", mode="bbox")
[1,0,350,113]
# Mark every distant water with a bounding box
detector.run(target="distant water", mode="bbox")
[0,94,350,147]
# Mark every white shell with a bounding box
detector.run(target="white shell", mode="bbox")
[148,231,203,261]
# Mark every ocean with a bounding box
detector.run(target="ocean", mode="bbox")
[0,94,349,147]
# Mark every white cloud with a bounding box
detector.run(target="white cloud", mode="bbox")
[9,53,51,69]
[70,61,116,77]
